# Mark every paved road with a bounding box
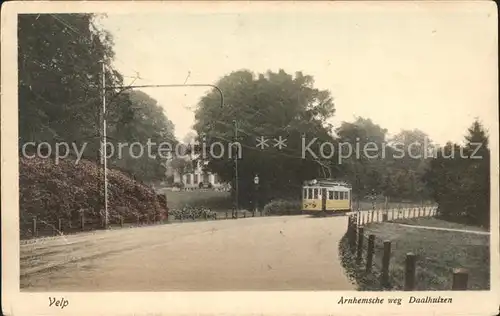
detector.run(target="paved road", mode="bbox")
[21,215,355,291]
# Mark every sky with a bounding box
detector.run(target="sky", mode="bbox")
[97,2,497,145]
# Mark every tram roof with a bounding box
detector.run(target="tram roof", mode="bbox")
[303,179,352,188]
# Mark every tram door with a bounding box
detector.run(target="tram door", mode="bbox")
[321,188,327,212]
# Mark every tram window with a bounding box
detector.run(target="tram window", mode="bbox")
[328,191,334,200]
[340,192,345,200]
[345,192,349,200]
[308,188,313,199]
[334,191,339,200]
[313,188,319,199]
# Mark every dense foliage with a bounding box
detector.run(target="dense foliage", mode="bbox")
[193,70,336,207]
[423,121,490,227]
[18,14,491,229]
[263,199,303,216]
[19,157,167,225]
[18,14,175,181]
[194,70,490,227]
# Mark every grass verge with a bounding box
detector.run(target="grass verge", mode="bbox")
[339,218,490,291]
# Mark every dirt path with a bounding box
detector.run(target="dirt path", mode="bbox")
[395,223,490,235]
[21,215,355,291]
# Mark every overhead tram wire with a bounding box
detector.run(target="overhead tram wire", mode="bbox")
[44,14,331,201]
[33,17,212,144]
[205,117,335,168]
[47,14,319,152]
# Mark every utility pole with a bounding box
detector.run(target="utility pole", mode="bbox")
[101,61,108,229]
[233,120,239,219]
[97,82,224,226]
[254,174,260,216]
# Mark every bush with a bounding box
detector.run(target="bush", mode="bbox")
[19,157,168,227]
[173,182,184,189]
[263,199,302,216]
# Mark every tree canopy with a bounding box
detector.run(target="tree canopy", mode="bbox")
[18,14,491,228]
[194,69,490,228]
[424,120,490,227]
[18,14,175,181]
[193,69,335,206]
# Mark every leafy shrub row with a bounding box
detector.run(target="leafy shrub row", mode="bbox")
[19,157,168,225]
[263,199,302,216]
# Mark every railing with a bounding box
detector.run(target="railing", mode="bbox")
[20,208,264,240]
[345,206,471,290]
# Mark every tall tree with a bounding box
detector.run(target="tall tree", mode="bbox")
[335,117,388,198]
[194,69,335,206]
[18,14,176,181]
[108,90,176,181]
[387,129,433,201]
[462,120,490,226]
[423,120,490,227]
[18,13,121,158]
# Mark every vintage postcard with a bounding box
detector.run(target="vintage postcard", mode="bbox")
[1,1,499,315]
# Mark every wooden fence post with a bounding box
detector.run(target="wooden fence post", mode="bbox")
[225,211,228,219]
[80,211,85,231]
[356,227,364,264]
[366,234,375,272]
[136,214,140,226]
[391,208,395,220]
[349,230,356,254]
[58,218,63,234]
[120,216,124,227]
[452,268,469,290]
[381,240,392,288]
[32,216,38,237]
[382,211,388,222]
[404,252,417,291]
[348,217,356,253]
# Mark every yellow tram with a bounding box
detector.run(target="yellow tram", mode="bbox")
[302,179,352,215]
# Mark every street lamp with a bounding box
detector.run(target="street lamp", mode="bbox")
[254,174,260,216]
